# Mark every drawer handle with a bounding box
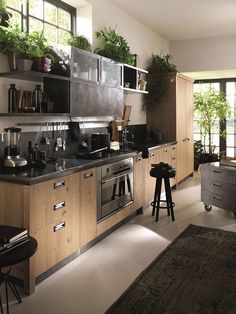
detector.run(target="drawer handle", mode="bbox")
[213,196,222,201]
[136,157,141,161]
[213,169,221,174]
[172,147,176,150]
[84,172,93,179]
[54,180,65,189]
[213,182,221,187]
[150,153,155,157]
[164,149,168,152]
[53,222,65,232]
[54,201,65,211]
[172,157,176,160]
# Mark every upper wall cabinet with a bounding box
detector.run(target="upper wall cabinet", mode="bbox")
[123,64,148,94]
[100,56,123,88]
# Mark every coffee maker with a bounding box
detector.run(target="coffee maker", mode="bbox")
[2,127,27,167]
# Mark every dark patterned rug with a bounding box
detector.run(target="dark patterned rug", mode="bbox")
[105,224,236,314]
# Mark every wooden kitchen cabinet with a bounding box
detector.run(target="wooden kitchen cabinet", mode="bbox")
[79,168,97,247]
[133,154,144,211]
[147,73,194,184]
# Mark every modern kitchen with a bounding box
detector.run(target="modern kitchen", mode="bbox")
[0,0,236,313]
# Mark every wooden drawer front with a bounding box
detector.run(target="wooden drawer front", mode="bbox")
[160,147,171,164]
[46,193,79,224]
[47,213,78,268]
[201,190,235,211]
[201,179,235,195]
[201,164,236,184]
[47,173,79,201]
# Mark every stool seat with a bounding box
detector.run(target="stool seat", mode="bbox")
[0,236,37,314]
[150,162,176,222]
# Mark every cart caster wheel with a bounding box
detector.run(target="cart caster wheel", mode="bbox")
[204,204,212,212]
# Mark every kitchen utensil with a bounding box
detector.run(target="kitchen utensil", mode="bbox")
[62,122,66,151]
[46,123,51,145]
[40,125,46,144]
[56,122,63,149]
[91,133,110,151]
[53,122,59,152]
[76,147,108,159]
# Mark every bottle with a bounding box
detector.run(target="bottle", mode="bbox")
[8,84,18,113]
[33,85,43,113]
[27,141,34,164]
[33,143,40,162]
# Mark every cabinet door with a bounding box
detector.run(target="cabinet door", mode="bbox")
[133,155,143,211]
[47,213,78,268]
[101,57,123,88]
[79,168,97,247]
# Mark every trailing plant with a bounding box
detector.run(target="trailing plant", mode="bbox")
[194,86,231,154]
[94,26,135,65]
[67,34,91,51]
[143,53,177,109]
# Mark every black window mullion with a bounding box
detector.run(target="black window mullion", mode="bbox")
[220,80,226,156]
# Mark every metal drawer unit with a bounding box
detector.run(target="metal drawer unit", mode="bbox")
[201,163,236,217]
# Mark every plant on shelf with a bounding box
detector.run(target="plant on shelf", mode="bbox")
[67,34,91,51]
[94,26,135,65]
[194,86,231,163]
[143,53,177,109]
[0,0,10,26]
[27,31,53,72]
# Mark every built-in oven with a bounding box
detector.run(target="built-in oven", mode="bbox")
[97,157,133,221]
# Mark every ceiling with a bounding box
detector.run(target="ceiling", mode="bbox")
[106,0,236,41]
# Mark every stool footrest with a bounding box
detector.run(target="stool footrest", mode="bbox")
[151,200,175,209]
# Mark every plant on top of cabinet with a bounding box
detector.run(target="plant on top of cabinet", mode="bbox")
[143,54,177,109]
[194,86,231,160]
[94,26,135,65]
[67,34,91,52]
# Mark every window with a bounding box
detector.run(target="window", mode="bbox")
[6,0,76,45]
[194,79,236,157]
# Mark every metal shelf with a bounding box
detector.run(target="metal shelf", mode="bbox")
[0,71,70,82]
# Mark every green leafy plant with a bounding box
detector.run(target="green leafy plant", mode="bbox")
[26,31,51,58]
[67,34,91,51]
[194,86,231,154]
[143,53,177,109]
[0,0,7,13]
[95,26,135,65]
[0,23,28,55]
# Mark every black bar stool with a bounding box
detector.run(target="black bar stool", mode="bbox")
[0,236,37,314]
[150,162,176,222]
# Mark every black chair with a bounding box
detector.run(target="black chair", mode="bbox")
[150,162,176,222]
[0,236,37,314]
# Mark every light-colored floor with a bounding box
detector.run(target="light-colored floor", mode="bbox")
[3,171,236,314]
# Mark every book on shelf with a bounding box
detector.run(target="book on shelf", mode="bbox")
[0,225,28,245]
[0,237,30,255]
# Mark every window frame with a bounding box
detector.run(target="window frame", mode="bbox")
[6,0,76,42]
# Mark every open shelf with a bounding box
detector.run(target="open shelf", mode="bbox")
[0,71,70,82]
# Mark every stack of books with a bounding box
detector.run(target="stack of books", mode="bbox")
[0,225,29,255]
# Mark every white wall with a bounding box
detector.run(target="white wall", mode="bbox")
[84,0,169,124]
[170,34,236,73]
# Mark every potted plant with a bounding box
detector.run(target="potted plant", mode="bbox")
[27,31,52,73]
[0,0,10,26]
[143,54,177,109]
[67,34,91,51]
[0,23,31,70]
[194,86,231,163]
[94,26,135,65]
[194,140,204,170]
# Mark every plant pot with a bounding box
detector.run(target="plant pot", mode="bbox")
[8,52,25,71]
[200,153,219,164]
[16,58,33,72]
[32,57,52,73]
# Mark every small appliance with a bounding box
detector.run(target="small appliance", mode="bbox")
[1,127,27,167]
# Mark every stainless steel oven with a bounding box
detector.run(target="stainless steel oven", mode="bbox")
[97,157,133,221]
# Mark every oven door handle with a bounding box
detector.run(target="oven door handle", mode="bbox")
[101,171,132,184]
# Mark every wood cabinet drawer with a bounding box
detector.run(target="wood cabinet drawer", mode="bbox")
[201,164,236,184]
[47,213,78,268]
[201,179,235,195]
[201,190,235,211]
[46,193,79,224]
[47,173,79,201]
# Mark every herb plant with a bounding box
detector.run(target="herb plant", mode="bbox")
[67,35,91,51]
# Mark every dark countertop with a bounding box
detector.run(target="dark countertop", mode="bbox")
[0,141,177,185]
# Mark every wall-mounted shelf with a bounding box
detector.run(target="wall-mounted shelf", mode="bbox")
[0,71,70,82]
[123,64,148,94]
